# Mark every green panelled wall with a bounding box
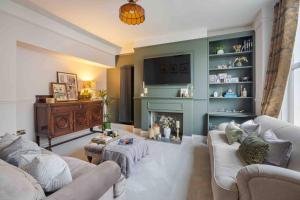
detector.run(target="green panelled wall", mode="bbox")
[133,38,208,135]
[107,31,254,135]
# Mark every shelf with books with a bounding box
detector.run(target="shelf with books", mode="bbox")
[207,31,256,131]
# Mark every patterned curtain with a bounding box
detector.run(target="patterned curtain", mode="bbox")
[261,0,299,117]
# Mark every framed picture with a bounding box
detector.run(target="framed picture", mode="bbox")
[57,72,79,101]
[51,83,68,102]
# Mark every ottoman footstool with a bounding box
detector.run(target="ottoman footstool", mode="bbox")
[84,143,105,164]
[102,137,149,178]
[84,135,149,178]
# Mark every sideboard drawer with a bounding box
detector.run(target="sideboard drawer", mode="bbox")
[51,105,80,113]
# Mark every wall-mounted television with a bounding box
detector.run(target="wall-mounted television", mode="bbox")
[143,54,191,85]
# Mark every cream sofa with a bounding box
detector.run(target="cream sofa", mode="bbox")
[0,148,123,200]
[208,115,300,200]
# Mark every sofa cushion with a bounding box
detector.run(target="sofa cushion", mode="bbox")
[241,120,261,135]
[240,120,261,142]
[260,129,292,167]
[255,116,300,171]
[225,121,244,145]
[238,135,269,164]
[272,126,300,171]
[19,154,72,192]
[0,137,41,166]
[0,159,45,200]
[0,133,19,151]
[62,156,95,180]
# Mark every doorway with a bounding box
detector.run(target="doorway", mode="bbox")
[119,65,134,124]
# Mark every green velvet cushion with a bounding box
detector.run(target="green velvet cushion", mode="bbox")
[238,135,270,164]
[225,122,243,145]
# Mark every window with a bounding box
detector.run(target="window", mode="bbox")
[281,12,300,125]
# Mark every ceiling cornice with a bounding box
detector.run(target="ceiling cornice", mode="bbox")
[134,28,207,49]
[4,0,122,55]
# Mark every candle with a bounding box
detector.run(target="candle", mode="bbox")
[143,81,145,89]
[176,121,180,129]
[144,88,148,94]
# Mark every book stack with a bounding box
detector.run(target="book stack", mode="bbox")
[91,135,113,144]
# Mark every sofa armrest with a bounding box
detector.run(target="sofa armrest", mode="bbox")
[237,164,300,200]
[45,161,121,200]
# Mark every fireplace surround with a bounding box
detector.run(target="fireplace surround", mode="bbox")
[141,97,194,136]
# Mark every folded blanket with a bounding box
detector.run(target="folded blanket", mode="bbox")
[102,135,149,178]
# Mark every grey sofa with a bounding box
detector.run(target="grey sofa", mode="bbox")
[0,148,123,200]
[208,115,300,200]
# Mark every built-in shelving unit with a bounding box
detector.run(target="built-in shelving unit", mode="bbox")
[207,31,256,130]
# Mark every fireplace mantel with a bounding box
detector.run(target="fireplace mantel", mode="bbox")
[141,97,194,136]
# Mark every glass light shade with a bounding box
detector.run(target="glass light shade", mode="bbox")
[119,1,145,25]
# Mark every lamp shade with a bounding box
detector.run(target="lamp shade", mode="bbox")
[119,0,145,25]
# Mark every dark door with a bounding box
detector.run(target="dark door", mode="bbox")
[119,65,134,124]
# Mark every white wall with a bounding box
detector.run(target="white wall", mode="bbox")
[253,5,274,115]
[0,3,113,144]
[16,43,106,143]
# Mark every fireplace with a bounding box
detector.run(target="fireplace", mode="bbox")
[141,97,194,136]
[150,111,183,139]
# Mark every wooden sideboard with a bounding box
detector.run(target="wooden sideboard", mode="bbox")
[34,96,103,150]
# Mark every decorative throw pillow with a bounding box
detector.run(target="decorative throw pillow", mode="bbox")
[225,121,244,145]
[260,129,293,167]
[0,133,19,151]
[218,122,229,131]
[239,120,261,142]
[0,137,41,166]
[19,154,73,192]
[238,135,270,164]
[0,159,45,200]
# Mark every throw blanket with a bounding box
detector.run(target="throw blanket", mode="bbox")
[102,135,149,178]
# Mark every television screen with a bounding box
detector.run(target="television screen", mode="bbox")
[143,54,191,85]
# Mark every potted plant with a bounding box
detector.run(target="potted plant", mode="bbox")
[96,90,113,130]
[213,45,225,55]
[159,116,175,139]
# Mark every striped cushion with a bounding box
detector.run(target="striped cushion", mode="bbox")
[19,154,72,192]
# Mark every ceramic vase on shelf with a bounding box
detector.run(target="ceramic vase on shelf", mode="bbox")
[217,49,224,55]
[164,127,171,139]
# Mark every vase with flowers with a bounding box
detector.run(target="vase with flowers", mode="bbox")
[159,116,175,139]
[96,89,113,130]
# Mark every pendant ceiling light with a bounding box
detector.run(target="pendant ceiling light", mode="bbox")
[119,0,145,25]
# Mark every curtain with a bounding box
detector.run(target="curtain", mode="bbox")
[119,65,133,123]
[261,0,299,117]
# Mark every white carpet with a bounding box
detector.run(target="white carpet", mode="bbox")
[52,128,213,200]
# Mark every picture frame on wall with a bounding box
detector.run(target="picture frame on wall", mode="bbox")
[57,72,79,101]
[50,83,68,102]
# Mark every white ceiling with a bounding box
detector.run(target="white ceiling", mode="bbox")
[12,0,274,53]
